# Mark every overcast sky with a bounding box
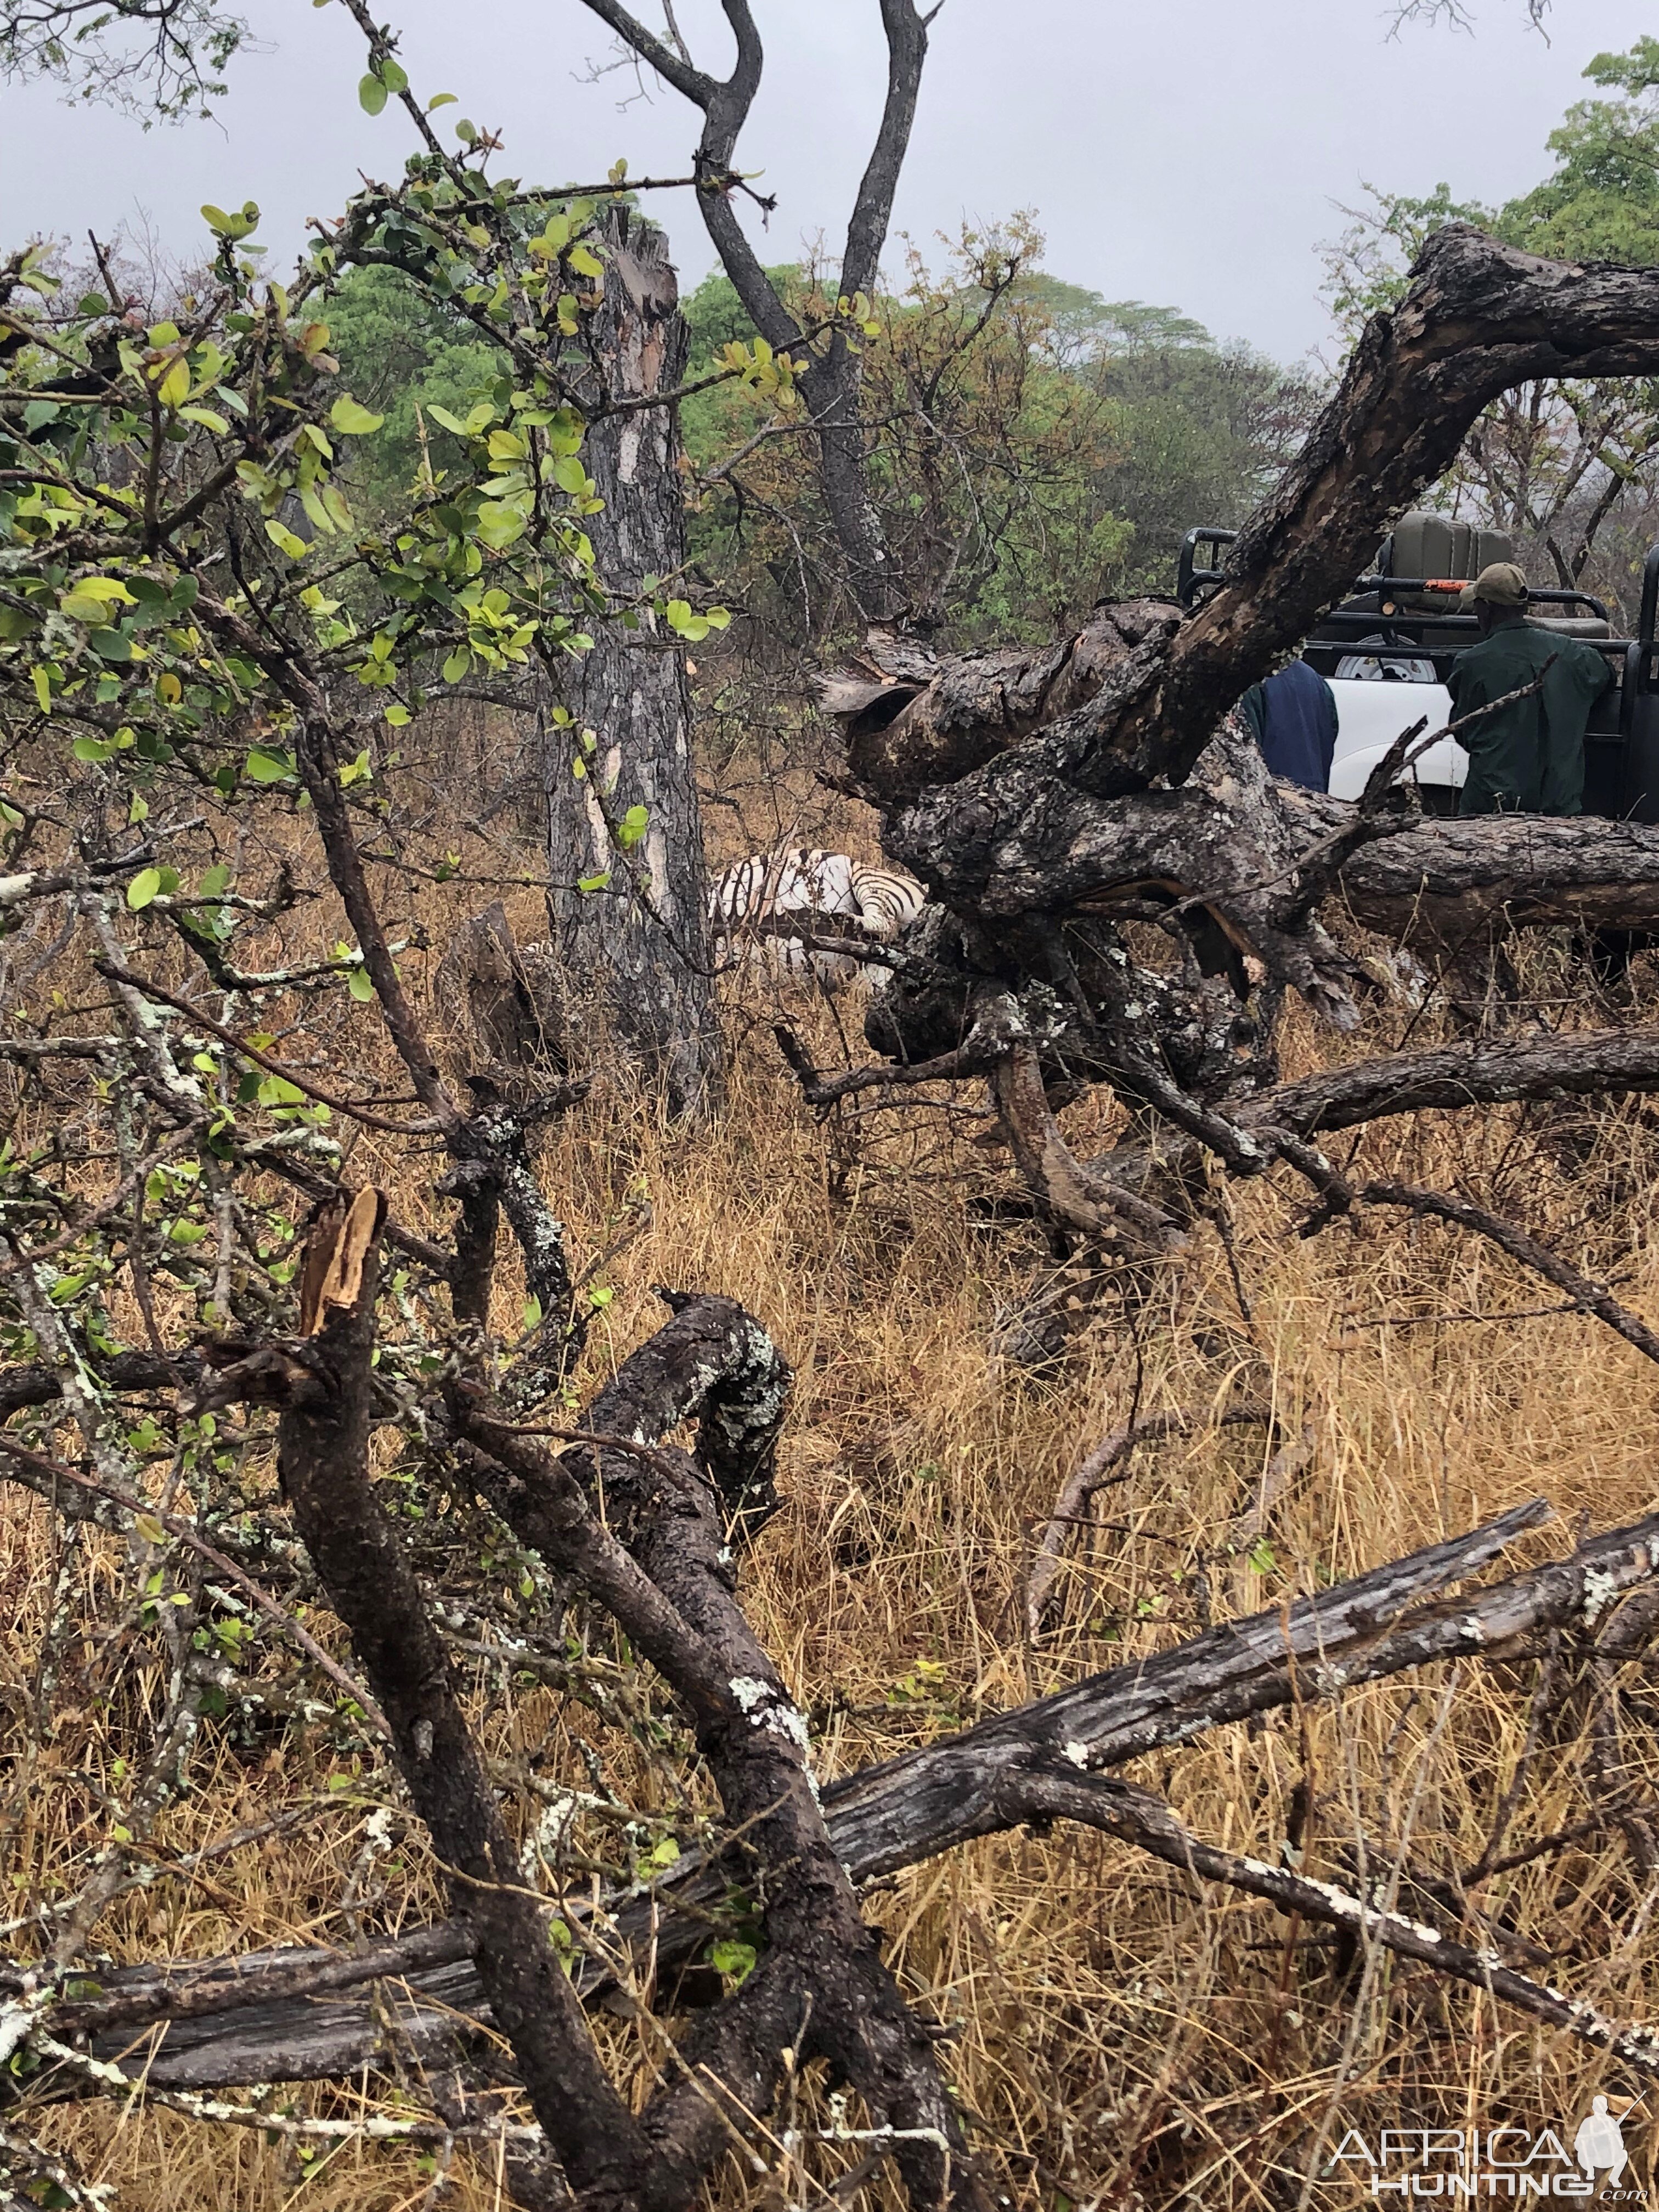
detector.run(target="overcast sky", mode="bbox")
[2,0,1652,360]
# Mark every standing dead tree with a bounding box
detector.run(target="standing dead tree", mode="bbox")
[549,206,724,1119]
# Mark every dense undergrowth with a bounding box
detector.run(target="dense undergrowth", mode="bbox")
[3,723,1657,2210]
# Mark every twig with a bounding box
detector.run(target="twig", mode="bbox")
[1359,1178,1659,1368]
[1028,1401,1276,1634]
[0,1435,388,1735]
[1012,1760,1659,2079]
[93,961,441,1136]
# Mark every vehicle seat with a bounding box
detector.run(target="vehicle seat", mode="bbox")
[1527,613,1612,640]
[1381,511,1515,612]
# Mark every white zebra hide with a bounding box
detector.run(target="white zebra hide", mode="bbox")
[708,848,925,988]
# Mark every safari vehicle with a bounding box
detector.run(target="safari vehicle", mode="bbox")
[1177,513,1659,821]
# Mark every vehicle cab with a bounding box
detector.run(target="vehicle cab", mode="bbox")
[1177,514,1659,821]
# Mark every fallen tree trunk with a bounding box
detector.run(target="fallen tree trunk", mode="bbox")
[64,1492,1659,2091]
[1327,805,1659,938]
[837,230,1659,814]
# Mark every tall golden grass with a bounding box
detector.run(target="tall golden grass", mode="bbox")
[8,757,1659,2210]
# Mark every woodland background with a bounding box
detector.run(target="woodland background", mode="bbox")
[3,10,1659,2211]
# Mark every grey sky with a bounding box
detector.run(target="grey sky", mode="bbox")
[2,0,1652,360]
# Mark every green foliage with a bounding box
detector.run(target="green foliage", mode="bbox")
[678,229,1304,630]
[1323,182,1497,337]
[319,263,507,521]
[0,76,736,945]
[1090,334,1312,594]
[679,262,809,464]
[1503,37,1659,265]
[1009,274,1214,370]
[1325,38,1659,323]
[1320,40,1659,602]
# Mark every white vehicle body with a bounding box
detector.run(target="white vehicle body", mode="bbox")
[1327,674,1461,804]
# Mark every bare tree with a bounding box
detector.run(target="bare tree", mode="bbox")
[577,0,932,624]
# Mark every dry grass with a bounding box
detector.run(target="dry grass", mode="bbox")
[7,757,1659,2210]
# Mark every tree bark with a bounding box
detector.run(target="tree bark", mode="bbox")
[1323,803,1659,938]
[548,206,721,1119]
[269,1193,652,2207]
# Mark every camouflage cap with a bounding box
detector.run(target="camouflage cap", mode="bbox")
[1458,561,1530,610]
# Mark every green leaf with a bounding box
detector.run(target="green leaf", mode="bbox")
[552,454,588,495]
[358,71,388,115]
[615,802,650,851]
[244,746,295,783]
[709,1938,757,1984]
[522,1293,543,1331]
[425,402,470,437]
[61,590,116,624]
[31,667,51,714]
[256,1073,307,1108]
[329,396,385,436]
[427,91,457,110]
[201,200,259,241]
[577,870,611,893]
[347,966,375,1002]
[298,479,335,537]
[455,118,478,145]
[133,1513,168,1545]
[378,57,408,93]
[127,868,163,910]
[264,518,309,560]
[179,405,230,433]
[441,646,471,683]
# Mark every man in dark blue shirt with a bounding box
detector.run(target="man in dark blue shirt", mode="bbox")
[1239,658,1339,791]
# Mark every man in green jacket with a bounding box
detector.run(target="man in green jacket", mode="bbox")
[1447,561,1613,816]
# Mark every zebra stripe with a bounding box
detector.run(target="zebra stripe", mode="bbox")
[848,866,926,940]
[708,849,926,985]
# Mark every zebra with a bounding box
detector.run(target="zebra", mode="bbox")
[707,848,926,987]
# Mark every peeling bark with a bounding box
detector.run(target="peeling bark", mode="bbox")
[547,207,721,1119]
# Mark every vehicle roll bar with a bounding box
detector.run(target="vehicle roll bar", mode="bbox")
[1177,524,1610,622]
